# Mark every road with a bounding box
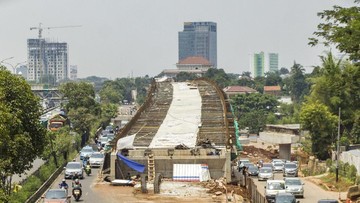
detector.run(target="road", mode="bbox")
[252,173,344,202]
[38,158,105,203]
[13,158,45,184]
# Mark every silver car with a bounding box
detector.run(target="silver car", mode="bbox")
[273,162,284,172]
[283,162,298,177]
[64,162,84,179]
[258,167,274,181]
[284,177,304,198]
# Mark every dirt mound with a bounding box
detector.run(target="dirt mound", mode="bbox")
[241,145,279,163]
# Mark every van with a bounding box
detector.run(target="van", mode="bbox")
[265,180,286,203]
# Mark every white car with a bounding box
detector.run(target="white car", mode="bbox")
[89,152,105,168]
[284,177,304,198]
[265,180,286,203]
[258,167,274,181]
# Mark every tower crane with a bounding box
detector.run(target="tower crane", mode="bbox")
[30,23,82,39]
[29,23,81,84]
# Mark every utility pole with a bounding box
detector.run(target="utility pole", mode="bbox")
[336,107,341,182]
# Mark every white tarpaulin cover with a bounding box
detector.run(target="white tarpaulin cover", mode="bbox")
[149,82,201,148]
[173,164,211,182]
[116,134,136,151]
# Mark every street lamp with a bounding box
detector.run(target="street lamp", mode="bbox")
[0,60,27,74]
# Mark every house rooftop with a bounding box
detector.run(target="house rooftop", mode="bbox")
[177,56,212,65]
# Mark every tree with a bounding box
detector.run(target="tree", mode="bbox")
[204,68,231,88]
[60,82,100,146]
[279,67,289,75]
[265,71,282,86]
[287,62,308,102]
[99,81,123,104]
[307,52,360,139]
[0,67,47,201]
[309,2,360,61]
[175,72,198,82]
[300,101,338,160]
[231,93,279,134]
[60,82,100,115]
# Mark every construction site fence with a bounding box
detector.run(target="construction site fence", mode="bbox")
[241,174,267,203]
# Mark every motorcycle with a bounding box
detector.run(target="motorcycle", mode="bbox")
[72,186,82,201]
[85,165,91,176]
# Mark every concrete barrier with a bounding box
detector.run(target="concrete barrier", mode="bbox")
[25,162,66,203]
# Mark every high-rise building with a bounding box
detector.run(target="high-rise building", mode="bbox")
[268,53,279,73]
[253,52,265,77]
[16,65,28,79]
[70,65,78,80]
[178,22,217,67]
[27,39,68,83]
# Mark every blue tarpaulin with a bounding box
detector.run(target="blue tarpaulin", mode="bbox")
[117,153,145,173]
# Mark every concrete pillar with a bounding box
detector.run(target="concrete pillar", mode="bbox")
[279,144,291,160]
[224,150,232,183]
[110,151,117,179]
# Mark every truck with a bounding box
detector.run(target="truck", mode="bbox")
[48,113,69,131]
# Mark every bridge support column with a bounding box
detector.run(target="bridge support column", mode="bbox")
[279,144,291,160]
[110,152,116,179]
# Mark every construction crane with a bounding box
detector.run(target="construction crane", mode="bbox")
[30,23,82,39]
[29,23,81,84]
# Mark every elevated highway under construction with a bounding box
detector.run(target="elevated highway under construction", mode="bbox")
[106,78,240,182]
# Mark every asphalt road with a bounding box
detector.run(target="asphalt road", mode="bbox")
[252,172,344,202]
[38,158,105,203]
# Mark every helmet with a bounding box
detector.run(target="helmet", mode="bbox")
[75,179,79,184]
[62,179,66,183]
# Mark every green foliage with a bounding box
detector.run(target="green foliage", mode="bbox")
[175,72,198,82]
[286,62,309,103]
[203,68,231,88]
[300,101,338,160]
[265,71,282,86]
[99,82,123,104]
[231,93,279,134]
[0,67,47,199]
[279,67,289,75]
[307,52,360,143]
[309,2,360,61]
[60,81,100,115]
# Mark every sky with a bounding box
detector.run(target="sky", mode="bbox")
[0,0,357,79]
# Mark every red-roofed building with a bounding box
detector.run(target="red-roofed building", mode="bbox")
[176,56,213,71]
[223,86,258,99]
[264,86,281,96]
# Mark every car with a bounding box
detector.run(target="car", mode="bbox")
[272,159,285,166]
[80,146,95,160]
[262,163,273,168]
[273,162,285,172]
[275,192,299,203]
[284,178,304,198]
[89,152,105,168]
[98,136,109,147]
[64,162,84,179]
[258,167,274,181]
[246,165,259,176]
[317,200,339,203]
[265,180,286,203]
[238,159,250,169]
[283,162,298,177]
[42,189,71,203]
[105,125,114,133]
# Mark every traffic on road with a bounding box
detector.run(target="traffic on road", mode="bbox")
[238,158,342,203]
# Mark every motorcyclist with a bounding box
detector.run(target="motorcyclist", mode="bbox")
[59,179,69,190]
[83,155,90,166]
[85,160,91,175]
[72,178,82,197]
